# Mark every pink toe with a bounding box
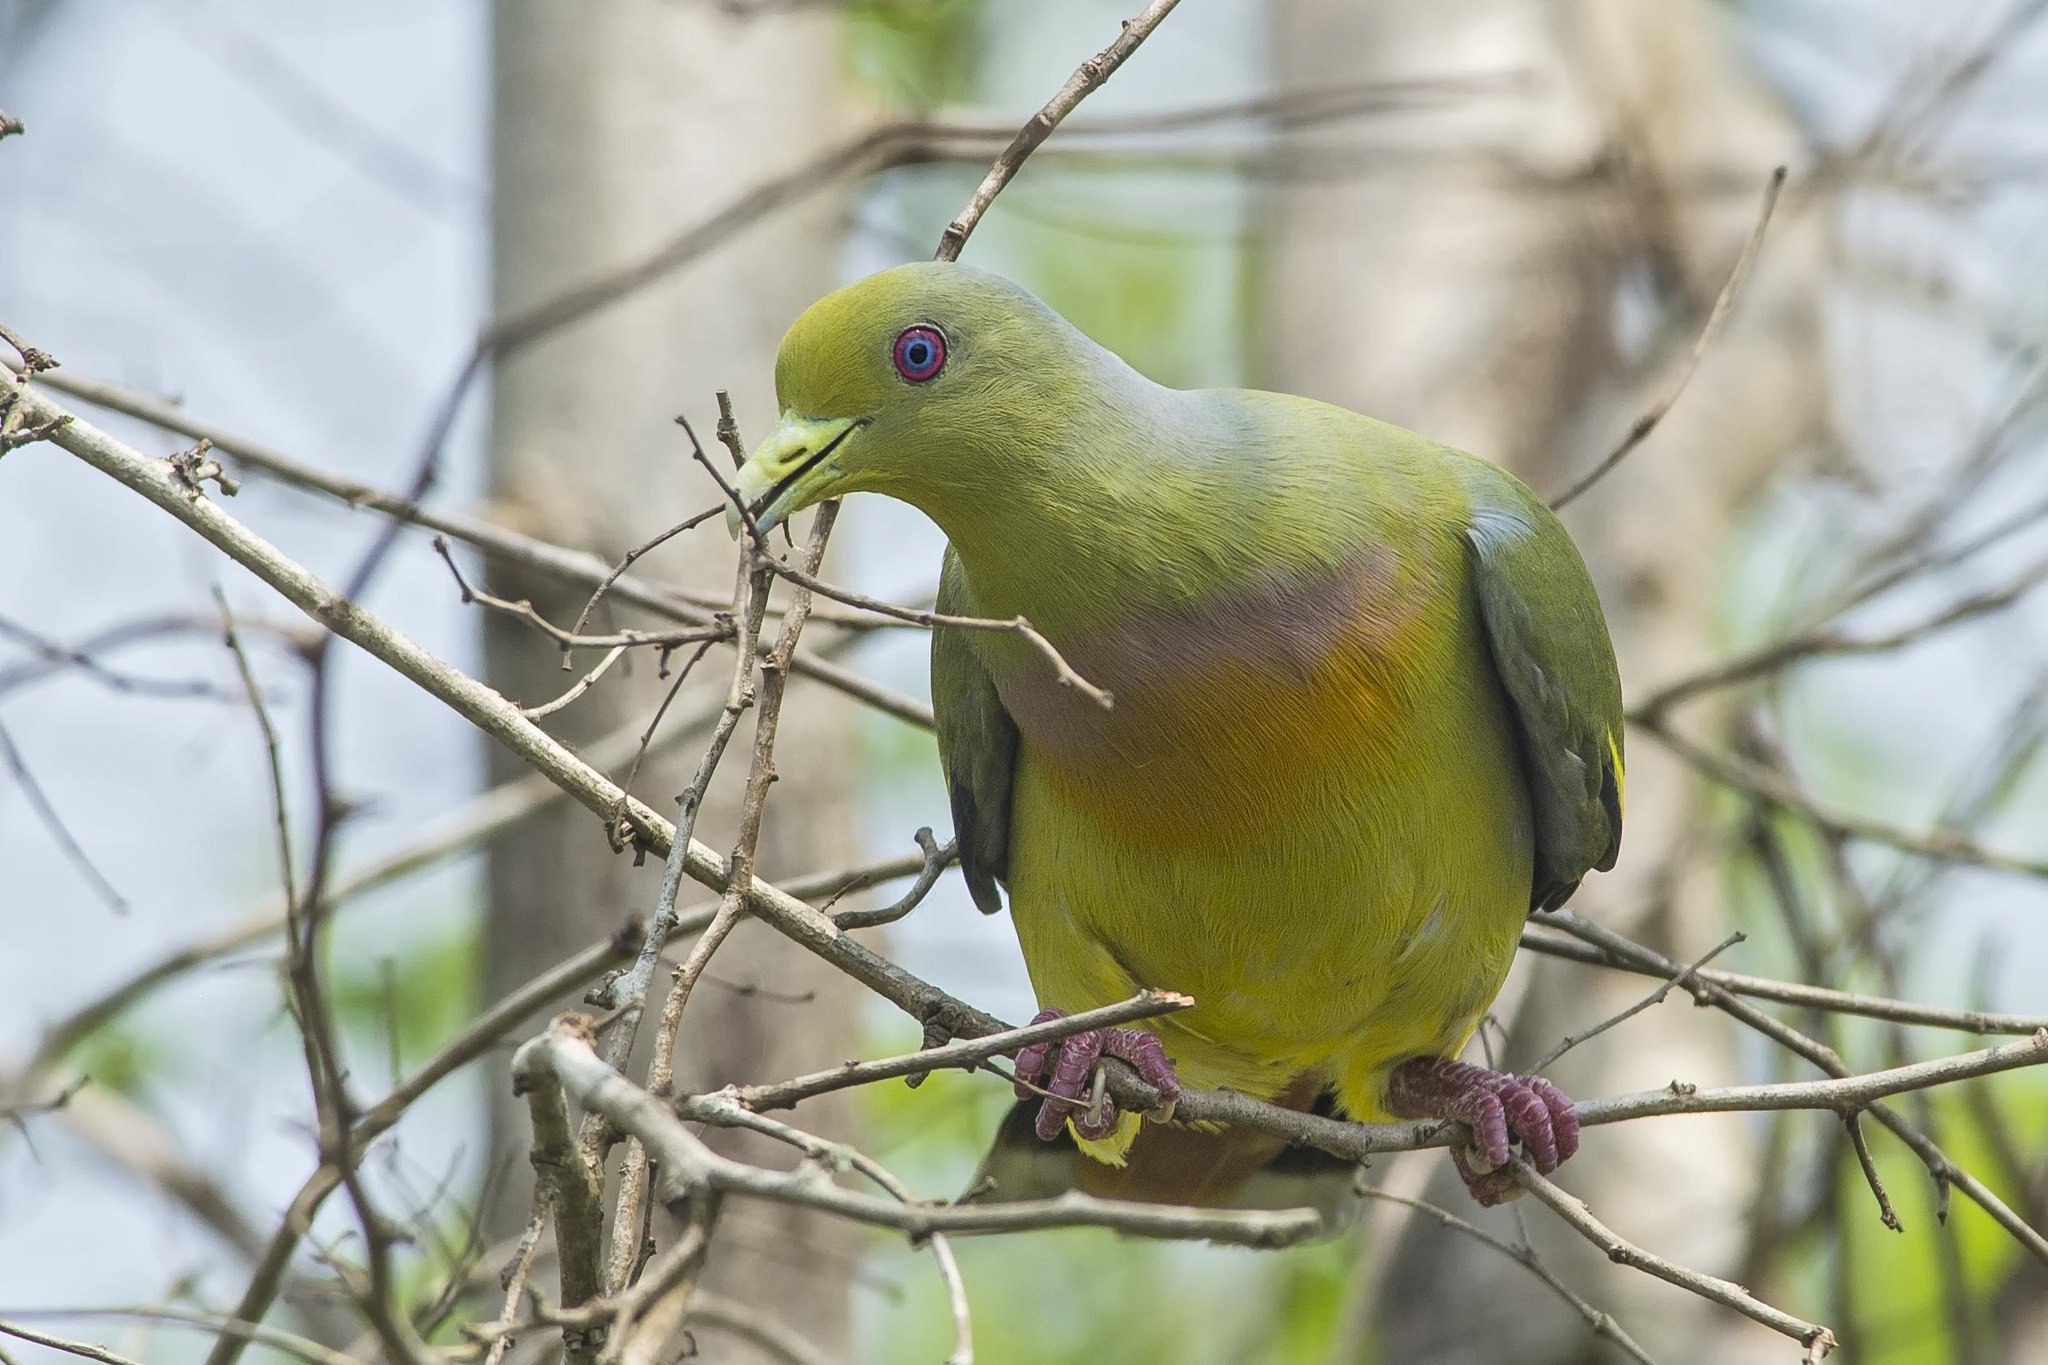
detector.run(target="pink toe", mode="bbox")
[1528,1075,1580,1163]
[1046,1029,1104,1101]
[1499,1078,1557,1173]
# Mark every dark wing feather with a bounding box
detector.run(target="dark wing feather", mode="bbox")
[1458,462,1625,911]
[932,547,1018,915]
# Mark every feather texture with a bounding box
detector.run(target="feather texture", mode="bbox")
[740,263,1624,1205]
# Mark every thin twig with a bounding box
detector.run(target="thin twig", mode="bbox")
[1538,911,2048,1264]
[0,1308,352,1365]
[1843,1110,1904,1234]
[603,1203,719,1365]
[515,1021,1322,1248]
[682,1293,834,1365]
[0,1320,142,1365]
[761,555,1113,708]
[1518,923,2048,1036]
[1533,932,1745,1071]
[596,397,785,1295]
[673,1093,972,1365]
[1512,1159,1836,1356]
[730,989,1192,1112]
[16,361,933,726]
[1356,1185,1657,1364]
[1637,715,2048,880]
[1632,548,2048,722]
[1550,165,1787,510]
[434,534,730,656]
[934,0,1187,261]
[0,610,286,702]
[0,718,125,914]
[481,1211,546,1365]
[830,828,957,929]
[214,588,297,917]
[522,644,629,720]
[567,502,728,646]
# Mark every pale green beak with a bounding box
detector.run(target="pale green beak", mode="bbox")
[727,413,866,537]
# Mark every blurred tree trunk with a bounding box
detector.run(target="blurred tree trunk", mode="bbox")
[487,4,862,1359]
[1260,1,1828,1360]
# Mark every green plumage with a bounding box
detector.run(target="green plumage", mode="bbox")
[733,262,1623,1203]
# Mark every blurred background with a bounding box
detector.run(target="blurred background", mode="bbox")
[4,1,2048,1361]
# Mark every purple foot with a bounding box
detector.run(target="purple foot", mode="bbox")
[1385,1056,1580,1207]
[1013,1008,1182,1143]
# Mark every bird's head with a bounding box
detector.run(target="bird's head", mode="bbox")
[729,262,1100,536]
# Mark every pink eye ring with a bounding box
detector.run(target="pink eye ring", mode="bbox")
[892,325,947,382]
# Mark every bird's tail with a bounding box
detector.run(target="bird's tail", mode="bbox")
[961,1084,1362,1236]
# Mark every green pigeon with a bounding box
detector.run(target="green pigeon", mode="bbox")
[730,262,1623,1214]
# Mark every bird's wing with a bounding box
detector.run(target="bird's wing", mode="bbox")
[932,546,1019,915]
[1458,461,1625,911]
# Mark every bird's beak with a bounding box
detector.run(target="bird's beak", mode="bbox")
[727,413,865,538]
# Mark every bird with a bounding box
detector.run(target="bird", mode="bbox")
[728,261,1623,1217]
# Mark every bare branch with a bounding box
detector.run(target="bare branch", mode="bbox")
[1549,165,1788,511]
[934,0,1187,261]
[761,555,1114,708]
[828,827,956,930]
[683,1293,834,1365]
[596,399,786,1297]
[213,587,297,918]
[15,361,933,727]
[0,1320,146,1365]
[1,1308,353,1365]
[1536,911,2048,1264]
[1512,1158,1836,1357]
[670,1094,972,1365]
[1633,548,2048,721]
[1519,923,2048,1036]
[730,989,1192,1112]
[1533,932,1746,1071]
[514,1020,1322,1249]
[1635,716,2048,881]
[0,718,126,914]
[0,611,289,702]
[1843,1111,1904,1234]
[433,533,731,659]
[479,1212,546,1365]
[514,1018,606,1363]
[1357,1186,1657,1364]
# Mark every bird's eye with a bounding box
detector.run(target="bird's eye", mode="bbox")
[892,325,947,383]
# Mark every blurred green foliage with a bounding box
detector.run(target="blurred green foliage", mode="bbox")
[1835,1077,2048,1364]
[64,1022,174,1102]
[1018,220,1246,391]
[329,919,479,1078]
[845,0,987,110]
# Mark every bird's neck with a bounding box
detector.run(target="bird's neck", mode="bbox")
[919,411,1265,638]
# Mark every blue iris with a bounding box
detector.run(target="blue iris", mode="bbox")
[893,325,946,382]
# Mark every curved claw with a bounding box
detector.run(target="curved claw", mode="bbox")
[1386,1056,1581,1206]
[1012,1009,1181,1143]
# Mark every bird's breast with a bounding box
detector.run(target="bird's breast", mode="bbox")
[986,545,1455,845]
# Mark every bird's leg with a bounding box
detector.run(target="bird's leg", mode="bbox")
[1385,1056,1580,1207]
[1013,1009,1182,1142]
